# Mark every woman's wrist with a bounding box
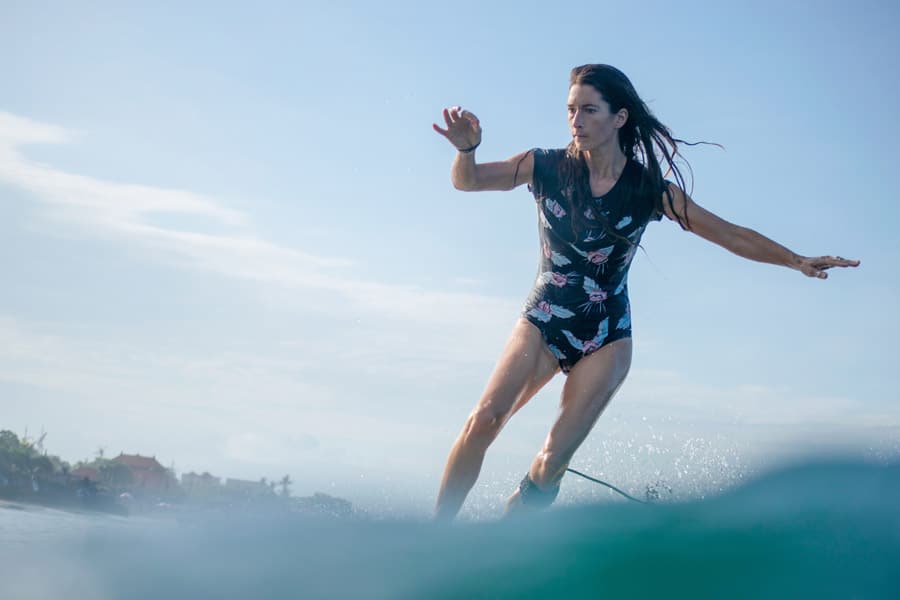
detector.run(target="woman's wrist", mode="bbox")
[788,252,806,270]
[456,141,481,154]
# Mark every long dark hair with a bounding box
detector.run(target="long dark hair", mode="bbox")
[560,64,703,236]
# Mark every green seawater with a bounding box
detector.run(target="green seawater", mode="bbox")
[1,459,898,599]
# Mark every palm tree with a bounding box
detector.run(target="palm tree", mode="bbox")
[279,474,292,497]
[34,429,47,455]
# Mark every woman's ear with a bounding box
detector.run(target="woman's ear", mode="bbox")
[615,108,629,129]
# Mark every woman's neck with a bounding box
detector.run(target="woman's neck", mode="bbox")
[582,146,628,179]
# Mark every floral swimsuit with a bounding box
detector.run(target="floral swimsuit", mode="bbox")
[522,148,663,373]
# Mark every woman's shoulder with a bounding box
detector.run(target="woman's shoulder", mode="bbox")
[532,147,568,162]
[529,148,568,196]
[531,148,569,177]
[627,158,669,222]
[628,158,667,190]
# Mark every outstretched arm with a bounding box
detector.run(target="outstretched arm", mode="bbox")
[432,106,534,192]
[661,184,860,279]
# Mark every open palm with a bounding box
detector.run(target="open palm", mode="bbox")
[433,106,482,151]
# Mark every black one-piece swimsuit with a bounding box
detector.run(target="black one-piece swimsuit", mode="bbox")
[522,148,663,373]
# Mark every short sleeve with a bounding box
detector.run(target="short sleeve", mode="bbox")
[527,148,564,201]
[648,179,675,223]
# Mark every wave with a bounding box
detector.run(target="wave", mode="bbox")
[1,457,898,599]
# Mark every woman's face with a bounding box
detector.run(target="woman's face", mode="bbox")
[567,83,626,152]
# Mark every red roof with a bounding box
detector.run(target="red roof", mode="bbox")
[114,454,165,471]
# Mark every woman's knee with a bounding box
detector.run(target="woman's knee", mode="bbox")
[462,404,507,449]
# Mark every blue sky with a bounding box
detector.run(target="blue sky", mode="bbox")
[2,1,898,515]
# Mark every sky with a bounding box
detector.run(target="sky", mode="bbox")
[2,1,899,515]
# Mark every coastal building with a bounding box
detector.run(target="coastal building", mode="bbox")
[181,471,222,496]
[224,478,273,498]
[112,454,174,493]
[70,466,101,483]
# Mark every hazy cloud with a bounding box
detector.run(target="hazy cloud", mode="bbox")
[0,111,515,332]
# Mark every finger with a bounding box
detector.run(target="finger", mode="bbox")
[443,108,454,128]
[802,264,828,279]
[816,256,861,269]
[459,109,479,123]
[432,123,449,136]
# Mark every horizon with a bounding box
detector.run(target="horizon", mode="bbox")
[3,1,898,516]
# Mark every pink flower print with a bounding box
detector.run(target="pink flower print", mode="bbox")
[588,249,609,265]
[525,301,555,323]
[540,271,577,288]
[544,198,566,219]
[584,245,615,273]
[579,277,608,314]
[543,242,551,259]
[562,319,609,353]
[582,339,601,354]
[527,301,575,323]
[549,272,568,287]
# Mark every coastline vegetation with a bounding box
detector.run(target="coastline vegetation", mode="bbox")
[0,429,351,517]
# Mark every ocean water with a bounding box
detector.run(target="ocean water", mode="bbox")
[1,458,898,599]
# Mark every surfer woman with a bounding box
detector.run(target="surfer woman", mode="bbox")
[431,64,859,520]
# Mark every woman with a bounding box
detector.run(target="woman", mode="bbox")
[431,64,859,520]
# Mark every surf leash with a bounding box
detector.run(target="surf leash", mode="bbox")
[565,467,648,504]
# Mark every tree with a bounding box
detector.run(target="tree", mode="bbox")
[100,462,133,489]
[30,455,54,478]
[0,430,19,447]
[0,430,32,478]
[33,429,47,455]
[279,475,292,498]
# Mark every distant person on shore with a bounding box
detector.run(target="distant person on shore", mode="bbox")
[431,64,859,520]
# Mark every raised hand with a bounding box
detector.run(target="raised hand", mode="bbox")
[433,106,482,151]
[797,255,860,279]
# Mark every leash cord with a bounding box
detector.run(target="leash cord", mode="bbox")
[566,467,648,504]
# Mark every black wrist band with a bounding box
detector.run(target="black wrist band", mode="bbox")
[457,141,480,154]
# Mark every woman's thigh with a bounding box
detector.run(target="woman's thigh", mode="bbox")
[473,318,560,421]
[542,337,633,459]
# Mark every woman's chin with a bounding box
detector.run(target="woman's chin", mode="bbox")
[572,138,592,151]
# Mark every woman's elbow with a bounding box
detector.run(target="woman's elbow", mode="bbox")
[452,176,478,191]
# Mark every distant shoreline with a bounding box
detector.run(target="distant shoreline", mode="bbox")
[0,495,126,518]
